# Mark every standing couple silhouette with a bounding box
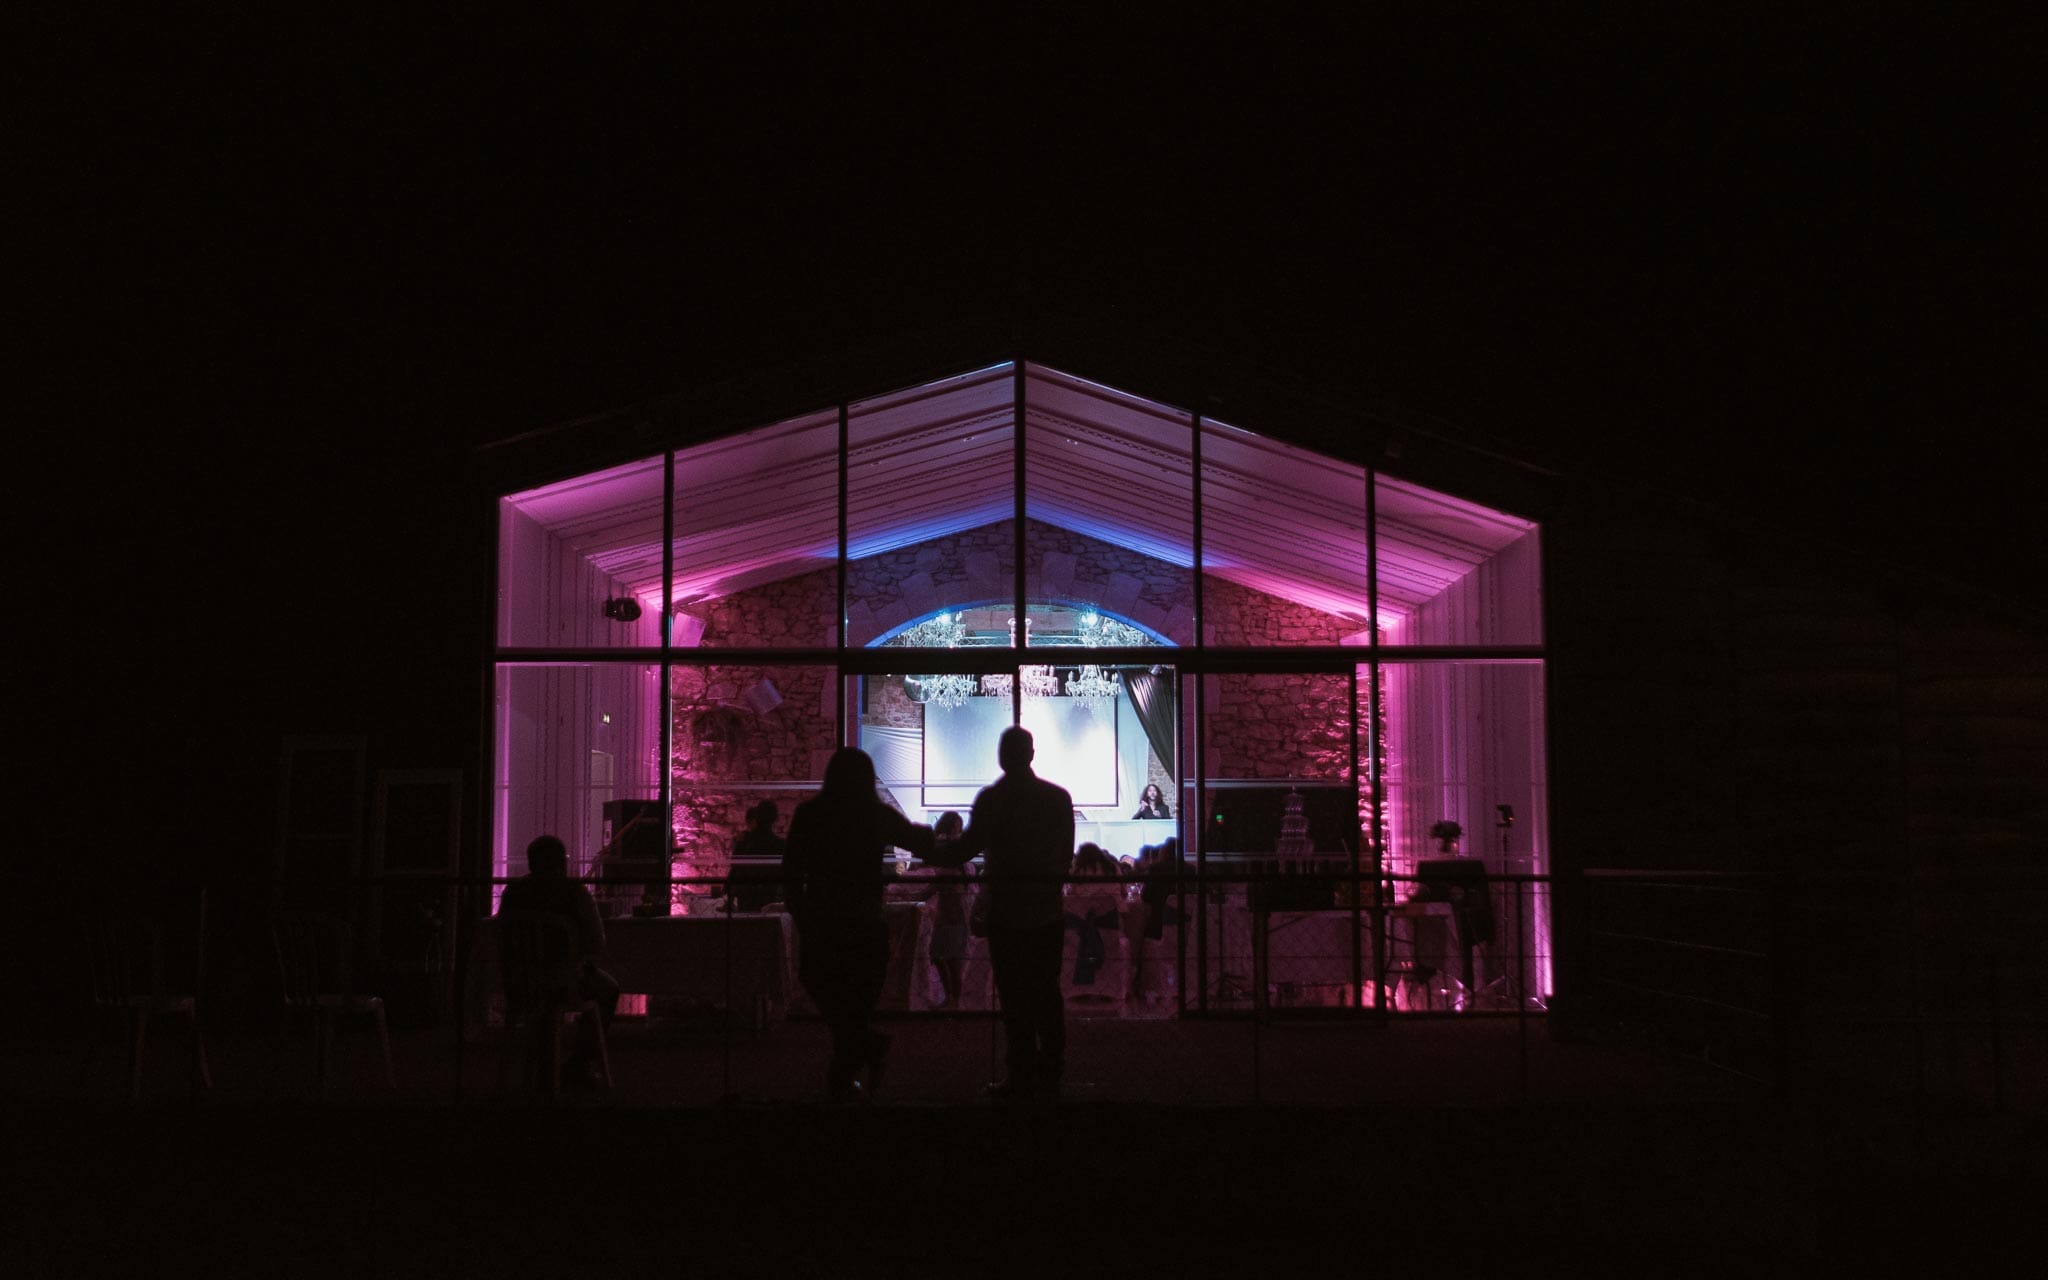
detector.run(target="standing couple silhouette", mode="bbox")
[783,726,1074,1102]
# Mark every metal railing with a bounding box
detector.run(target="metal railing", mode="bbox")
[45,866,1558,1105]
[54,865,2034,1110]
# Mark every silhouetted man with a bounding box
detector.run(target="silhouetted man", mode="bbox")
[924,726,1074,1099]
[498,834,619,1087]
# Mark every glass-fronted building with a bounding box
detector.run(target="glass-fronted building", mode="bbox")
[489,360,1550,1012]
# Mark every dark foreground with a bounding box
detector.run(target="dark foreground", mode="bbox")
[5,1093,2039,1276]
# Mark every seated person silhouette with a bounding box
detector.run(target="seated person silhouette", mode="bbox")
[498,834,619,1089]
[907,810,971,1008]
[1064,843,1123,990]
[728,799,787,911]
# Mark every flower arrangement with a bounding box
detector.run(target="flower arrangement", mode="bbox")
[1429,820,1462,842]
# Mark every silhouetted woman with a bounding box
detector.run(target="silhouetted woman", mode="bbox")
[783,747,935,1102]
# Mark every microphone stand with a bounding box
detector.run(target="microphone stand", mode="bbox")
[1481,807,1535,1011]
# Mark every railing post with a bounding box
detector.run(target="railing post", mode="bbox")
[1251,872,1264,1105]
[1987,946,2004,1113]
[722,886,735,1102]
[1769,871,1805,1101]
[451,884,468,1104]
[1516,876,1529,1100]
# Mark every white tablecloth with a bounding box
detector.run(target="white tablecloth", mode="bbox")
[464,912,799,1030]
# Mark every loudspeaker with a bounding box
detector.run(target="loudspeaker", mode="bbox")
[602,799,664,845]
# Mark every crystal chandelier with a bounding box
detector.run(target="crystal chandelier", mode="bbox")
[979,665,1062,699]
[1065,663,1119,700]
[899,613,975,709]
[915,673,977,710]
[1073,611,1148,647]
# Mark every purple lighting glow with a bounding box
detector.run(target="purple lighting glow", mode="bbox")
[494,362,1548,991]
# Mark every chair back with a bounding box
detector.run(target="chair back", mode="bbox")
[273,911,357,1010]
[495,911,581,1015]
[83,914,158,1008]
[83,891,206,1008]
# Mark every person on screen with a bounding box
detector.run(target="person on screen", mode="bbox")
[919,725,1075,1101]
[784,748,936,1103]
[1133,783,1171,820]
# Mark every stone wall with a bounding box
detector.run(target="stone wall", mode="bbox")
[666,662,835,894]
[1201,578,1352,647]
[679,516,1356,652]
[672,516,1371,851]
[1205,672,1355,782]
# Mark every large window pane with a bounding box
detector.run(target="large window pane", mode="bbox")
[1380,658,1551,1001]
[1375,475,1542,646]
[669,410,841,650]
[1024,365,1195,647]
[670,662,838,909]
[1199,420,1372,647]
[498,456,667,649]
[1196,669,1359,1011]
[846,365,1017,648]
[494,661,664,908]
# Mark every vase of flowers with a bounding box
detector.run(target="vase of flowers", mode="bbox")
[1430,819,1463,855]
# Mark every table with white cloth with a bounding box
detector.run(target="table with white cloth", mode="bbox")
[788,897,938,1015]
[1249,900,1460,1010]
[604,914,799,1028]
[463,912,799,1032]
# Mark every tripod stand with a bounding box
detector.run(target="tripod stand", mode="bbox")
[1474,883,1545,1011]
[1476,807,1544,1011]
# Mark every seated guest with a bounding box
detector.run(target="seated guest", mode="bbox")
[1126,837,1186,1003]
[498,834,619,1088]
[728,799,786,911]
[907,810,971,1007]
[1064,842,1122,989]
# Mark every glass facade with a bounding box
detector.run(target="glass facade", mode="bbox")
[490,361,1548,1011]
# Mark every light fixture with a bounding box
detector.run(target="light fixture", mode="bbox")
[1073,611,1148,648]
[1065,664,1119,700]
[896,612,975,709]
[914,673,976,710]
[980,664,1062,699]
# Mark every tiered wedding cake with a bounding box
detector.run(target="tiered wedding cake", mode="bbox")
[1274,790,1314,872]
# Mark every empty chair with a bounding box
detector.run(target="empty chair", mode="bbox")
[494,910,612,1097]
[271,910,395,1095]
[81,894,212,1101]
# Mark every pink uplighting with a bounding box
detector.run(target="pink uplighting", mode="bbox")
[492,362,1549,1013]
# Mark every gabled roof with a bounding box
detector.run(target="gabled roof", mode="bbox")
[496,353,1539,629]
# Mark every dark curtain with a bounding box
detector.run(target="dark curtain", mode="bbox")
[1122,669,1177,784]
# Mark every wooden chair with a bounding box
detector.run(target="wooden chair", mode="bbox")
[81,894,212,1101]
[494,911,612,1097]
[271,910,395,1095]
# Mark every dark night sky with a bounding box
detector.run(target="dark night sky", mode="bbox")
[25,7,2044,858]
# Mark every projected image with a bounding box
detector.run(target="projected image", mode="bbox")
[922,698,1118,807]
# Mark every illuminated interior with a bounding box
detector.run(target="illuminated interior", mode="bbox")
[493,362,1550,1010]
